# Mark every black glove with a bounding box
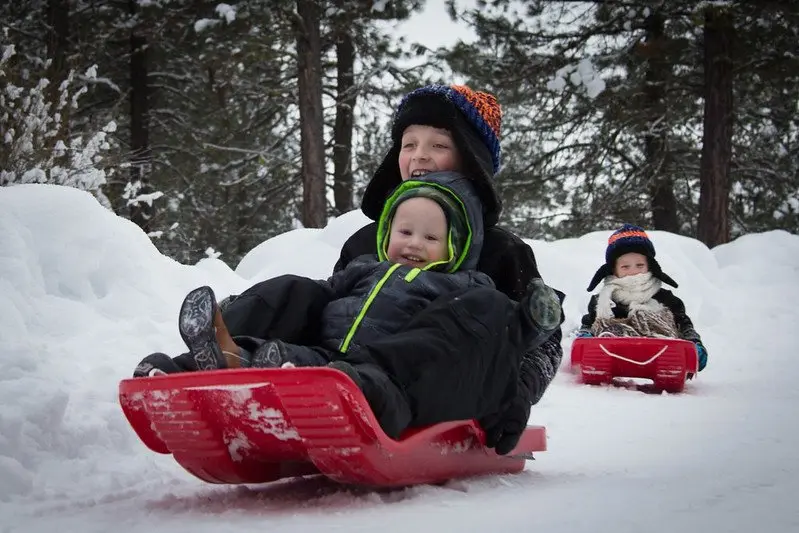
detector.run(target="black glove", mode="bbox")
[480,393,532,456]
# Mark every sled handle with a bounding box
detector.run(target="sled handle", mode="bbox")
[597,343,668,366]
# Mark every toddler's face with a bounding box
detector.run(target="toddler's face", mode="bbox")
[614,252,649,278]
[386,197,448,268]
[398,125,462,181]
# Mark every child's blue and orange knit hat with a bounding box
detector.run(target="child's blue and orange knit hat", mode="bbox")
[586,224,678,291]
[361,84,503,226]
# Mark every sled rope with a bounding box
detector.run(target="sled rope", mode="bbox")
[597,343,668,366]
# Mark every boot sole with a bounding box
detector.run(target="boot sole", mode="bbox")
[179,286,225,370]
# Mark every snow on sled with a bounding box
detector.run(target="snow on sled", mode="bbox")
[119,367,547,488]
[570,337,698,393]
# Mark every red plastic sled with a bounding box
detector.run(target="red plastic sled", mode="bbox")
[570,337,698,393]
[119,367,546,487]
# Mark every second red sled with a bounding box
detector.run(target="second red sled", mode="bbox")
[570,336,698,393]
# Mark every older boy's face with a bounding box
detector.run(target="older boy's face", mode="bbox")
[398,125,462,181]
[386,197,449,268]
[614,252,649,278]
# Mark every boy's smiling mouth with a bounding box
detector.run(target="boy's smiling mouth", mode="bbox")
[410,169,432,177]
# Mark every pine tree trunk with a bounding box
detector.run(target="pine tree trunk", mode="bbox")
[698,6,734,247]
[295,0,327,228]
[129,0,154,232]
[46,0,70,149]
[643,10,679,233]
[332,9,355,216]
[46,0,69,92]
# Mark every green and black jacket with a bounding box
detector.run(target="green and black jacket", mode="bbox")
[318,172,493,354]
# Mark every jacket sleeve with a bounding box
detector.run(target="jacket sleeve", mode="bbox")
[334,223,378,274]
[521,329,563,405]
[578,295,598,334]
[321,269,346,298]
[325,256,374,299]
[660,291,704,345]
[493,229,563,406]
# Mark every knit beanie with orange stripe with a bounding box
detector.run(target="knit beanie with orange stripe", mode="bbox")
[361,84,503,227]
[586,224,678,291]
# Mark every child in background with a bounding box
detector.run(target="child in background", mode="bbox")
[577,224,708,371]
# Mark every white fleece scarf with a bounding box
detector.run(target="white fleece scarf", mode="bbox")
[595,272,664,319]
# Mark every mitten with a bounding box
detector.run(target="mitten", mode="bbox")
[695,342,708,371]
[525,278,563,331]
[480,394,532,456]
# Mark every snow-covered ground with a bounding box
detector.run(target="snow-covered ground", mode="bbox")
[1,184,797,533]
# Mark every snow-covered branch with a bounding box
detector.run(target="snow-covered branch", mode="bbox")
[0,46,116,194]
